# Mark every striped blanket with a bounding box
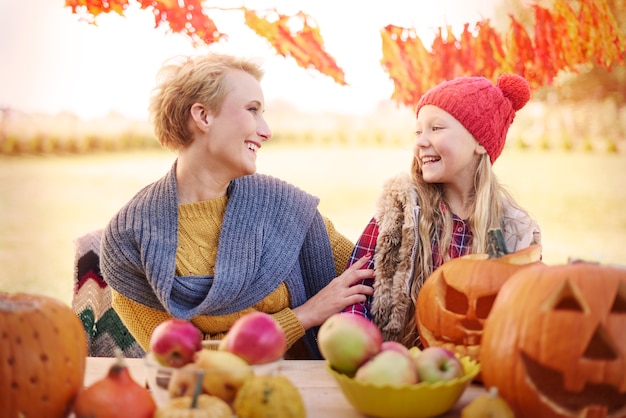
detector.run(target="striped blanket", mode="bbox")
[72,229,144,358]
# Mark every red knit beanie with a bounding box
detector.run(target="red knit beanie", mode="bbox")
[415,74,531,164]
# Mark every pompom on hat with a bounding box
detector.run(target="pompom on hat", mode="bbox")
[415,74,531,164]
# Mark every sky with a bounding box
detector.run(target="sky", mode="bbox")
[0,0,498,120]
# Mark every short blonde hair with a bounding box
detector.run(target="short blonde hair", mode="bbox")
[148,52,264,150]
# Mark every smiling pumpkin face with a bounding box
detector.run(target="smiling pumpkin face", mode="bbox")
[416,244,542,362]
[480,262,626,418]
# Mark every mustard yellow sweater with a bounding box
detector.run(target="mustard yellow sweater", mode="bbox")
[111,196,353,354]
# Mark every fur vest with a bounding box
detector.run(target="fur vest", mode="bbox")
[370,173,541,342]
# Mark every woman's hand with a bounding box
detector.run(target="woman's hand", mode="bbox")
[292,255,375,330]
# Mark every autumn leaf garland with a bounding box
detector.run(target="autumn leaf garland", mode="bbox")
[66,0,625,108]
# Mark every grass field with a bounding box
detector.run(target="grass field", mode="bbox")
[1,145,625,307]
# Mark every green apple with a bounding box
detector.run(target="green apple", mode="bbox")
[317,313,383,375]
[354,350,418,386]
[414,346,463,383]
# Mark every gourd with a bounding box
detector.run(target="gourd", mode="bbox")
[73,349,156,418]
[233,375,306,418]
[461,386,514,418]
[480,261,626,417]
[0,292,87,418]
[416,229,542,363]
[155,394,232,418]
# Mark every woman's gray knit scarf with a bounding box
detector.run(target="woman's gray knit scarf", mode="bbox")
[100,163,336,357]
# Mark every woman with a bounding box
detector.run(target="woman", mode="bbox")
[343,74,541,347]
[100,52,374,359]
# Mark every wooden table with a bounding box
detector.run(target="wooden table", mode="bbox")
[85,357,486,417]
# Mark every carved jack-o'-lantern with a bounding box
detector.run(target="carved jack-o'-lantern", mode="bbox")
[480,262,626,417]
[416,239,541,362]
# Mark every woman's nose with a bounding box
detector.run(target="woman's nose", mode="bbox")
[258,118,272,141]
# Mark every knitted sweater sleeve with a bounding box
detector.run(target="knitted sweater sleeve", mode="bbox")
[112,288,308,351]
[111,288,172,352]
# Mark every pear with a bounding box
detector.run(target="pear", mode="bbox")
[461,386,514,418]
[193,349,254,403]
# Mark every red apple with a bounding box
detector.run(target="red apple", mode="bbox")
[149,318,203,368]
[414,346,464,383]
[218,311,286,365]
[381,341,410,355]
[354,350,418,386]
[317,313,383,375]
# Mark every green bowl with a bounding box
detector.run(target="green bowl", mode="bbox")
[326,356,480,418]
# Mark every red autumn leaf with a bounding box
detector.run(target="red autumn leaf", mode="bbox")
[459,23,476,74]
[579,0,626,68]
[430,26,463,81]
[381,19,507,107]
[506,15,536,85]
[552,0,586,69]
[136,0,222,45]
[472,20,506,79]
[532,4,561,86]
[65,0,221,45]
[65,0,626,108]
[244,9,346,85]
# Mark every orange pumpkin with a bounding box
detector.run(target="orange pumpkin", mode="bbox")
[416,230,541,363]
[0,292,88,418]
[480,262,626,417]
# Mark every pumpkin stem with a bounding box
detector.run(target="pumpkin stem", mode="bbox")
[111,347,127,375]
[487,386,500,398]
[487,228,508,259]
[567,256,599,265]
[190,370,204,409]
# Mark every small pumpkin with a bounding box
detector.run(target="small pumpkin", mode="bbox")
[461,386,514,418]
[0,292,88,418]
[73,349,156,418]
[416,229,542,362]
[233,375,306,418]
[155,394,232,418]
[480,261,626,417]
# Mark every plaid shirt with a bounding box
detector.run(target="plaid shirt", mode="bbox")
[342,214,472,319]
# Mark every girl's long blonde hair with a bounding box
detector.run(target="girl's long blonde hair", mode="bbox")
[400,153,526,346]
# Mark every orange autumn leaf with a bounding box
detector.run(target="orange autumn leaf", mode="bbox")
[66,0,221,45]
[65,0,626,108]
[472,20,506,79]
[136,0,222,45]
[244,9,346,85]
[380,25,433,107]
[430,25,462,81]
[459,23,477,74]
[505,15,536,85]
[578,0,626,68]
[381,19,506,107]
[65,0,129,20]
[533,4,561,86]
[552,0,586,69]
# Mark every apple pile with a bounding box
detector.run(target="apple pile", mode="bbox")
[318,313,464,386]
[148,312,288,413]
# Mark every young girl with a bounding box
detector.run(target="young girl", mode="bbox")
[343,74,541,347]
